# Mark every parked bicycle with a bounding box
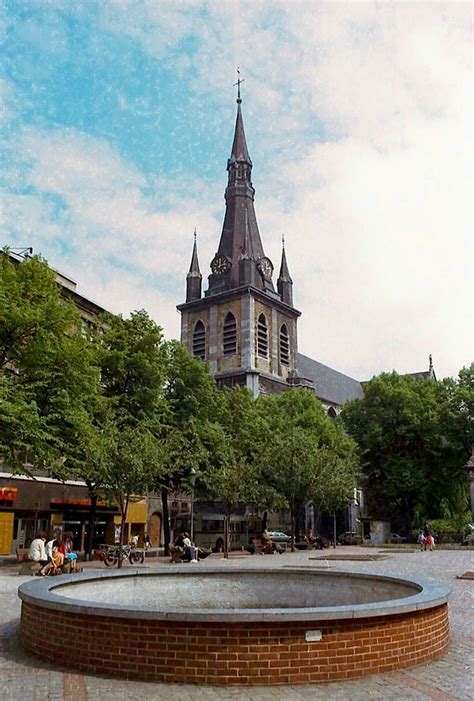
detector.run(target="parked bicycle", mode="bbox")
[96,544,145,567]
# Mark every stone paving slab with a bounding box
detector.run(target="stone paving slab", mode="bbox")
[0,547,472,700]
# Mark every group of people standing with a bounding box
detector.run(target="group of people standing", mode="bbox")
[418,525,435,551]
[27,531,78,576]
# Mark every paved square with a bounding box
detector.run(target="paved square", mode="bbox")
[0,547,472,700]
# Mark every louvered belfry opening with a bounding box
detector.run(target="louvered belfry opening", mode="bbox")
[192,320,206,359]
[223,312,237,355]
[280,323,290,366]
[257,313,268,358]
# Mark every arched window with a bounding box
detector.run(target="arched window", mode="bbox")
[328,407,337,419]
[257,313,268,358]
[192,320,206,359]
[279,324,289,366]
[223,312,237,355]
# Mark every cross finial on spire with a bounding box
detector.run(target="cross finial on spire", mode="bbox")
[194,227,197,243]
[234,67,244,104]
[282,233,285,249]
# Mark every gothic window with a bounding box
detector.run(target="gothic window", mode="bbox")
[279,324,290,366]
[328,407,337,419]
[223,311,237,356]
[257,313,268,358]
[192,320,206,359]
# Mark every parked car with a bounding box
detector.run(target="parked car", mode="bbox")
[267,531,292,543]
[390,533,407,544]
[337,531,362,545]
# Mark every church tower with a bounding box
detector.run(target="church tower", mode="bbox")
[177,89,300,396]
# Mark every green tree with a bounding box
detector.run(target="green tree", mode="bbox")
[342,369,473,533]
[102,422,160,565]
[157,341,224,555]
[96,310,167,566]
[0,251,99,473]
[259,389,360,550]
[203,387,267,557]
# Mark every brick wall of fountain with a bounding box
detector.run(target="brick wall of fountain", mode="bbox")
[20,601,449,684]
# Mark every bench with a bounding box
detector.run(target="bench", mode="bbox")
[16,548,41,575]
[16,548,73,576]
[169,545,185,563]
[252,538,273,555]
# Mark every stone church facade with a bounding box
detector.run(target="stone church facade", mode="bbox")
[177,94,363,412]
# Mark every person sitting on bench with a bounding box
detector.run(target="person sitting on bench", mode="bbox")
[59,532,78,572]
[28,532,50,576]
[182,533,198,562]
[50,541,65,574]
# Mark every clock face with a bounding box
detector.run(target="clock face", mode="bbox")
[257,257,273,280]
[211,254,231,275]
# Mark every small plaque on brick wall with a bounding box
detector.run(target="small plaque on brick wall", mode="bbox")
[305,630,322,642]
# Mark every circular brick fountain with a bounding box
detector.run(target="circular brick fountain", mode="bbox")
[18,567,449,685]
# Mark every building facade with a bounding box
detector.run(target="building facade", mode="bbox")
[178,94,364,413]
[178,94,303,397]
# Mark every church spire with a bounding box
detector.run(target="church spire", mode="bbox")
[277,235,293,306]
[186,229,202,302]
[207,74,275,295]
[230,70,252,167]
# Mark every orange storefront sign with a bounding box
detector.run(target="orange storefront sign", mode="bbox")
[0,487,17,501]
[50,498,111,508]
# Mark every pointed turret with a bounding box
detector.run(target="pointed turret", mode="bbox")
[277,236,293,306]
[229,101,252,167]
[186,229,202,302]
[207,81,275,296]
[428,354,436,380]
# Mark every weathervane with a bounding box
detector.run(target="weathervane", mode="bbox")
[234,67,245,104]
[194,227,197,242]
[282,233,285,249]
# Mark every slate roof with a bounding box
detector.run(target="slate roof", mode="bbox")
[296,352,364,406]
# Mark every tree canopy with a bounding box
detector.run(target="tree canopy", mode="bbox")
[257,389,360,547]
[342,369,473,532]
[0,251,100,473]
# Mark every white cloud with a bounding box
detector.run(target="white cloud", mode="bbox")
[3,1,472,381]
[2,124,223,341]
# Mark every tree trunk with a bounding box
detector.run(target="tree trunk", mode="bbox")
[223,516,229,559]
[85,483,98,561]
[261,510,268,531]
[401,494,413,535]
[224,504,231,559]
[333,512,337,548]
[161,486,171,556]
[290,503,295,553]
[117,498,128,569]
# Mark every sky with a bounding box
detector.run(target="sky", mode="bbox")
[1,0,472,381]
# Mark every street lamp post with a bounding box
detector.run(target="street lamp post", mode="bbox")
[189,468,196,543]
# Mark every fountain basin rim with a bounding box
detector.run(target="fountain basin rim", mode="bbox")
[18,567,449,623]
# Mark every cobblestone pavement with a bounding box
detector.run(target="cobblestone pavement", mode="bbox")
[0,547,472,700]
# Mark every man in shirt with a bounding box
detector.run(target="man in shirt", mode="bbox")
[27,532,50,575]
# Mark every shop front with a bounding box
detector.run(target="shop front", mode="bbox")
[0,473,119,555]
